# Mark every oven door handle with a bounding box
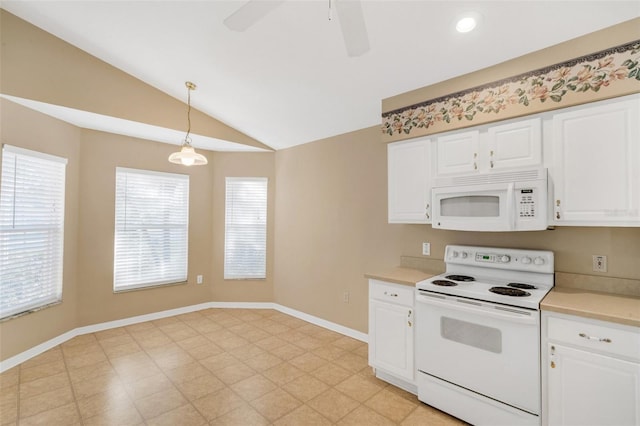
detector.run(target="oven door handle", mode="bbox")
[416,293,538,325]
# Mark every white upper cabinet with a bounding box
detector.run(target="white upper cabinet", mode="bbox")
[434,118,542,178]
[551,95,640,226]
[435,130,480,176]
[388,138,431,224]
[487,118,542,171]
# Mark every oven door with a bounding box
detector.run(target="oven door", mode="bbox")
[416,291,540,415]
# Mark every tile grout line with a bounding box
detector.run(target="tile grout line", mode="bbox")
[58,344,85,426]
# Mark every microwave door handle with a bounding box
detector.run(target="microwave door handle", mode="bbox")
[507,183,516,230]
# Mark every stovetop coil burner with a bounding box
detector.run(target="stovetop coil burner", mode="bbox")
[508,283,537,290]
[489,286,531,297]
[445,274,475,282]
[432,280,458,287]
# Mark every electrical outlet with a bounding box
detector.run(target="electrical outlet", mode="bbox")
[592,255,607,273]
[196,275,203,284]
[343,291,349,303]
[422,242,431,256]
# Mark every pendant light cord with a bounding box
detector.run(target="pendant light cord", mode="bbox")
[185,85,192,143]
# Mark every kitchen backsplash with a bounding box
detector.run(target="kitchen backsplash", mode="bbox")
[555,272,640,297]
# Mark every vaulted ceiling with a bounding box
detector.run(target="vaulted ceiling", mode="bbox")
[2,1,639,150]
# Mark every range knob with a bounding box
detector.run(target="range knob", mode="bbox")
[521,256,532,265]
[451,251,459,258]
[500,255,511,263]
[534,257,545,265]
[461,252,468,259]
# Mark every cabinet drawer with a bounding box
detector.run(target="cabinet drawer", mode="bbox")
[370,280,414,306]
[548,316,640,361]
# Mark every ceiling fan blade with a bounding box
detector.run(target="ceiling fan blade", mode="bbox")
[335,0,370,57]
[224,0,285,32]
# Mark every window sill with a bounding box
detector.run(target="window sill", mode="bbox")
[0,299,63,323]
[113,280,188,294]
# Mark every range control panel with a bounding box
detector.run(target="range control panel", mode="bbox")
[446,245,554,273]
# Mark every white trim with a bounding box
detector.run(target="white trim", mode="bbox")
[209,302,278,310]
[2,144,68,164]
[0,302,368,373]
[375,369,418,395]
[74,302,214,336]
[0,329,77,373]
[274,304,369,342]
[115,166,189,180]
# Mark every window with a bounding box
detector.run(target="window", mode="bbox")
[0,145,67,319]
[114,168,189,291]
[224,177,267,279]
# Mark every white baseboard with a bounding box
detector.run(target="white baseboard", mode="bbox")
[275,305,368,342]
[75,302,214,336]
[0,329,77,374]
[0,302,367,373]
[375,369,418,395]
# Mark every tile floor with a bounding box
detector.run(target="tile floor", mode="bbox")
[0,308,466,425]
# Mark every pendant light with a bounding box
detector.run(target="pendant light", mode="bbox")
[168,81,208,166]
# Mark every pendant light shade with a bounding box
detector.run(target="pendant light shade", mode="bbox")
[169,81,208,166]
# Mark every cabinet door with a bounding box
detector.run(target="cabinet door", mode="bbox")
[369,300,414,381]
[435,130,480,176]
[552,96,640,225]
[388,138,431,224]
[487,118,542,171]
[547,343,640,426]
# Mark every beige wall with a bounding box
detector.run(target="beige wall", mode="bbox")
[274,127,406,332]
[273,126,640,334]
[76,130,215,327]
[0,10,270,151]
[0,100,81,361]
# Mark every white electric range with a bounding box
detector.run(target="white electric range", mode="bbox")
[415,245,554,426]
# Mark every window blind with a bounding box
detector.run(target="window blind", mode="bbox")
[224,177,267,279]
[0,145,67,319]
[114,168,189,291]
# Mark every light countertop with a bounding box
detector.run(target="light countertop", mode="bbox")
[365,268,640,328]
[541,288,640,328]
[365,267,438,287]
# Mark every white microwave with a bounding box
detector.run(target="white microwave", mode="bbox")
[431,168,549,232]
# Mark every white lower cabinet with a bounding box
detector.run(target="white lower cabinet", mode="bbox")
[543,312,640,426]
[368,280,415,386]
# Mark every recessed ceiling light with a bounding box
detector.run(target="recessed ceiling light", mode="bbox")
[455,13,481,33]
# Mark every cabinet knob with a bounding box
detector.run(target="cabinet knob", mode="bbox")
[556,212,561,220]
[474,162,478,170]
[490,161,494,169]
[556,199,561,207]
[550,361,556,369]
[408,321,412,327]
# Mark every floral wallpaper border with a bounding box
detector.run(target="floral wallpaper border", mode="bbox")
[382,39,640,139]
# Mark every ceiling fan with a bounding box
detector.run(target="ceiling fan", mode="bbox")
[223,0,370,57]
